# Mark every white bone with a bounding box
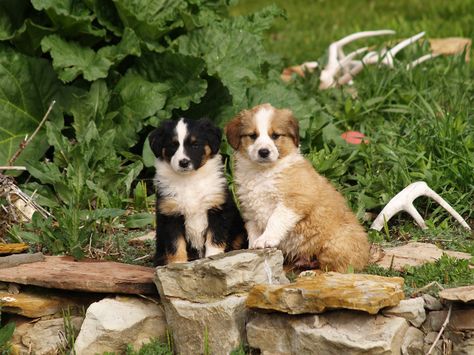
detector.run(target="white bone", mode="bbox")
[406,53,441,70]
[320,30,395,89]
[371,181,471,231]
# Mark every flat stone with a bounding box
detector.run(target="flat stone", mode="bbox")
[155,248,288,303]
[0,289,94,318]
[439,286,474,303]
[246,272,405,315]
[0,252,44,268]
[376,242,472,271]
[74,296,167,354]
[0,256,156,294]
[247,311,409,355]
[401,327,424,355]
[162,295,248,355]
[422,294,443,311]
[382,297,426,327]
[12,316,83,355]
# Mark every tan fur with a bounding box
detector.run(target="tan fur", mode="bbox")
[225,103,370,272]
[166,236,188,264]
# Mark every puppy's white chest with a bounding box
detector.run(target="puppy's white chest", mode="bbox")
[236,166,280,230]
[155,156,226,251]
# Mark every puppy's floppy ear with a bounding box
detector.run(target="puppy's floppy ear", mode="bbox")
[224,114,242,150]
[149,120,172,158]
[283,109,300,147]
[199,118,222,155]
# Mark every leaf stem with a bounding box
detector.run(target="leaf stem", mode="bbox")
[7,100,56,166]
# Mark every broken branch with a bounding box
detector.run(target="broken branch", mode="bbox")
[7,100,56,166]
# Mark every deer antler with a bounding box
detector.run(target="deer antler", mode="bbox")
[370,181,471,231]
[319,30,395,89]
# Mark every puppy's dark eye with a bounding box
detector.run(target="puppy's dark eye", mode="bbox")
[249,133,257,140]
[271,133,280,140]
[191,142,200,149]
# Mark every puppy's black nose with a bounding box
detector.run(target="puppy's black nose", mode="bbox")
[179,159,191,168]
[258,148,270,158]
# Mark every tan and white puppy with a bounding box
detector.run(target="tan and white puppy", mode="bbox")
[225,103,370,272]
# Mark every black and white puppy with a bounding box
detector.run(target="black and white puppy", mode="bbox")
[149,118,247,265]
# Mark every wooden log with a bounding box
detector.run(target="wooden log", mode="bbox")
[0,243,29,254]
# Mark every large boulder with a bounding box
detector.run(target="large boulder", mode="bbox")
[74,296,166,354]
[247,311,409,355]
[154,249,288,355]
[246,272,405,314]
[162,295,247,355]
[154,248,288,303]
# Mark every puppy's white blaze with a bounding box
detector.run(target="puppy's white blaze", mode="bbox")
[248,107,279,163]
[170,118,191,171]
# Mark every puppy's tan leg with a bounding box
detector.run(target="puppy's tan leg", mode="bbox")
[317,229,370,272]
[166,236,188,264]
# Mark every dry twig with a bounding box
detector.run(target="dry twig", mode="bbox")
[427,303,452,355]
[7,100,56,166]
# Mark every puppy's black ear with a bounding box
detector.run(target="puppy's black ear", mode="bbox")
[149,125,166,158]
[200,119,222,155]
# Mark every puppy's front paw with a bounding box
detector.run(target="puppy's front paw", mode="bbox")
[251,234,280,249]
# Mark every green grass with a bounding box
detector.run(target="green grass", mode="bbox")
[365,254,474,296]
[232,0,474,65]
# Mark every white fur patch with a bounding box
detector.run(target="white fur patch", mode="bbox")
[251,203,300,249]
[247,107,279,163]
[234,151,303,235]
[154,155,226,254]
[170,118,191,172]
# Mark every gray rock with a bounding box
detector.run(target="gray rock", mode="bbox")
[74,296,166,354]
[424,308,474,333]
[247,311,409,355]
[424,332,442,355]
[382,297,426,327]
[453,335,474,355]
[155,248,288,303]
[401,327,424,355]
[162,294,247,355]
[423,310,447,332]
[422,294,443,311]
[13,316,83,355]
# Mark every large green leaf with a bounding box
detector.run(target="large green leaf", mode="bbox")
[135,51,207,120]
[113,0,187,50]
[83,0,124,36]
[177,18,269,107]
[110,72,168,147]
[41,28,141,82]
[0,44,64,166]
[31,0,106,38]
[0,0,30,40]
